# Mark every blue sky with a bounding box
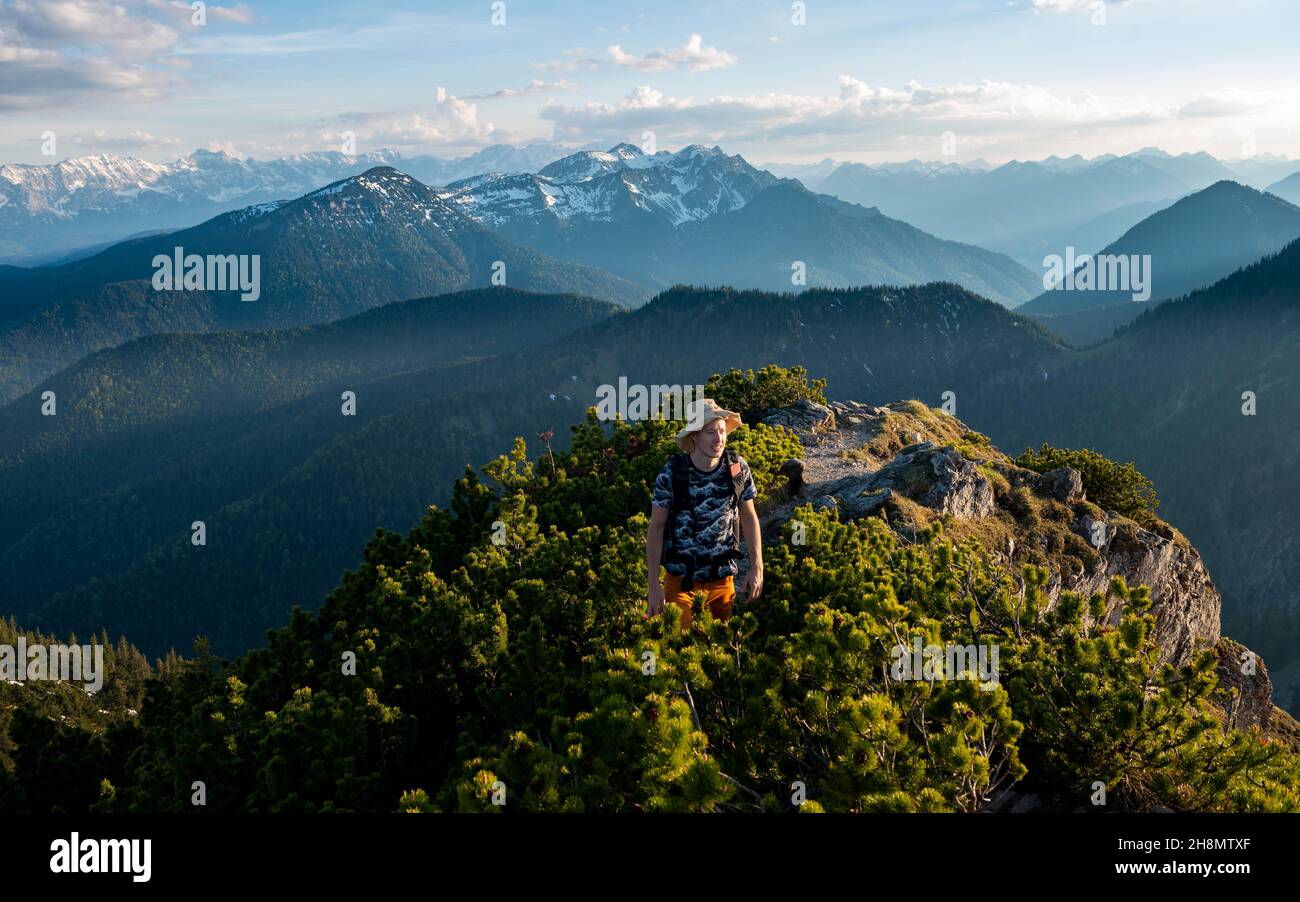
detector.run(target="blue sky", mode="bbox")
[2,0,1298,165]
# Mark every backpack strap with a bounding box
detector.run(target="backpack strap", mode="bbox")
[724,449,745,503]
[663,453,696,587]
[724,449,745,552]
[668,452,692,520]
[663,452,692,560]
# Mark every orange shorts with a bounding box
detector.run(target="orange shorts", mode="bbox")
[662,572,735,629]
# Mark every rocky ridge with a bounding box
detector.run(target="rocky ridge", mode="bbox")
[753,398,1290,736]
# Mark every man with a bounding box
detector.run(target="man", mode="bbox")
[646,398,763,628]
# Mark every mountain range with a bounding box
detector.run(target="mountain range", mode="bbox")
[8,142,1298,277]
[816,148,1300,268]
[1267,170,1300,206]
[5,234,1300,704]
[3,139,1300,712]
[1018,180,1300,344]
[0,167,647,402]
[0,281,1063,657]
[0,143,582,263]
[439,143,1040,304]
[0,145,1049,402]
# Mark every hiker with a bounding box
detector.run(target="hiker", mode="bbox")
[646,399,763,628]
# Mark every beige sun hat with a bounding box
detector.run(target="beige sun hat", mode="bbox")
[675,398,743,452]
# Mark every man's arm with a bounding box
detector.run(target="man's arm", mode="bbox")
[646,504,669,615]
[738,498,763,601]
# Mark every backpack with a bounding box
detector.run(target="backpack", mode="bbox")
[663,449,746,588]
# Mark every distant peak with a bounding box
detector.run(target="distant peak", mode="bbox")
[1200,178,1250,194]
[351,166,425,188]
[761,178,815,200]
[303,166,422,199]
[1157,179,1257,214]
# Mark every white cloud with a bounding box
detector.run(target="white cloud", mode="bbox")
[531,47,602,72]
[145,0,255,25]
[464,79,576,101]
[325,87,514,154]
[0,44,183,110]
[1178,90,1275,118]
[607,33,737,72]
[545,78,1143,136]
[70,128,184,149]
[540,76,1268,154]
[0,0,187,109]
[537,34,737,73]
[1,0,178,55]
[207,4,254,24]
[202,140,244,158]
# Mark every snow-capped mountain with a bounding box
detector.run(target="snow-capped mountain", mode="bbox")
[435,143,578,179]
[0,144,579,263]
[2,148,396,216]
[534,143,648,181]
[872,159,988,178]
[438,143,778,234]
[431,144,1040,306]
[283,166,478,237]
[0,165,647,401]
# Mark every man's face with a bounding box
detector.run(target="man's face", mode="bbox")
[697,418,727,457]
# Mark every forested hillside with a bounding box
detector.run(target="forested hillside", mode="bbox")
[0,168,646,402]
[0,284,1059,657]
[4,265,1300,718]
[2,371,1296,813]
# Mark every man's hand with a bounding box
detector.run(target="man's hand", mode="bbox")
[741,565,763,602]
[647,580,666,617]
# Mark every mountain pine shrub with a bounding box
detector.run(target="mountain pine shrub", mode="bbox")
[704,364,829,425]
[2,369,1296,813]
[1014,443,1159,519]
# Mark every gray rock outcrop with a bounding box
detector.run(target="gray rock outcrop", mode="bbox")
[757,399,1242,680]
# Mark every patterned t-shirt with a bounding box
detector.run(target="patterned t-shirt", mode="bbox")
[652,453,757,581]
